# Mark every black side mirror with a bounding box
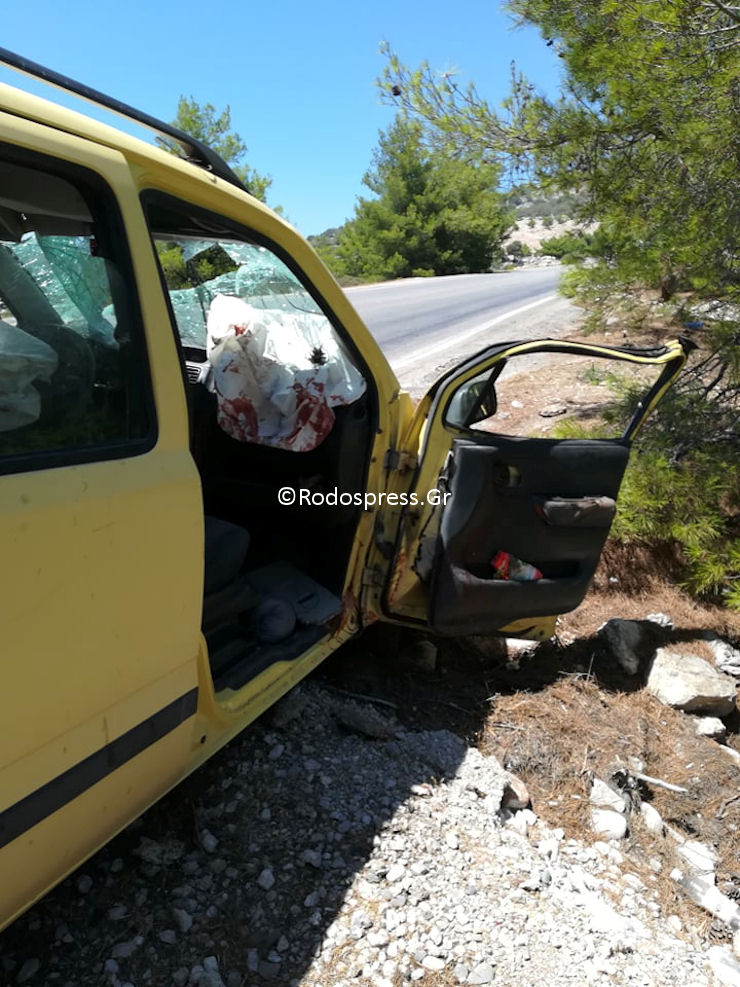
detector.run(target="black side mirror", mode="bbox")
[446,360,506,429]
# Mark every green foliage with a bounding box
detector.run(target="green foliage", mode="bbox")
[157,96,271,203]
[551,386,740,608]
[614,444,739,607]
[308,226,348,274]
[539,230,592,261]
[155,242,237,290]
[507,240,531,259]
[336,117,513,280]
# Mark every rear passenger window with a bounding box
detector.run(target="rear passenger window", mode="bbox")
[0,153,154,468]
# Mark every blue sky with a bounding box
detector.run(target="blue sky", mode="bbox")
[0,1,563,236]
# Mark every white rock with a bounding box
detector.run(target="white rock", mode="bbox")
[640,802,665,836]
[504,808,537,834]
[16,959,40,984]
[536,837,560,862]
[506,637,539,657]
[585,896,629,935]
[404,639,438,672]
[590,808,628,840]
[590,777,628,813]
[200,829,219,853]
[674,872,740,930]
[111,940,138,959]
[646,647,737,715]
[271,687,309,727]
[422,955,445,971]
[645,612,674,629]
[734,929,740,962]
[386,863,406,884]
[707,945,740,987]
[622,873,646,892]
[468,961,496,984]
[694,715,727,739]
[677,840,718,878]
[172,908,193,934]
[701,631,740,678]
[301,849,322,868]
[410,783,433,798]
[77,874,93,895]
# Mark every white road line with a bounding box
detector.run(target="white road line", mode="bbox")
[391,293,558,372]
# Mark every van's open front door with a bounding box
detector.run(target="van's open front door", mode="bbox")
[369,337,692,638]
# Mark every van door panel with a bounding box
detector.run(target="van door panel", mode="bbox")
[0,119,203,924]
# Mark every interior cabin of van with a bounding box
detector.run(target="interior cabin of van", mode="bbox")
[145,195,377,689]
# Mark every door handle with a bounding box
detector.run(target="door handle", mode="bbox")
[535,496,616,527]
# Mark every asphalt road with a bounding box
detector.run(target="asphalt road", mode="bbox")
[346,266,564,374]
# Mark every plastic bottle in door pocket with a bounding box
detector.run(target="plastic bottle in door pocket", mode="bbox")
[491,550,543,582]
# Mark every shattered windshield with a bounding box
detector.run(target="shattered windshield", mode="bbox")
[156,238,324,348]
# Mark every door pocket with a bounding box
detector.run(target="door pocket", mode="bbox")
[430,559,593,636]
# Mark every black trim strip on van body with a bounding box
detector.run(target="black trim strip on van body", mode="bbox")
[0,688,198,850]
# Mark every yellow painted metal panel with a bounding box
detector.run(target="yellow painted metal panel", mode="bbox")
[0,111,205,927]
[0,716,196,930]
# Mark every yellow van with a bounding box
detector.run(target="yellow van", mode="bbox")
[0,49,692,930]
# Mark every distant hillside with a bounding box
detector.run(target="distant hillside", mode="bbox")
[504,184,584,222]
[308,226,344,251]
[502,185,593,256]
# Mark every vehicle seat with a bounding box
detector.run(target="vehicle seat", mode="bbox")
[204,514,250,595]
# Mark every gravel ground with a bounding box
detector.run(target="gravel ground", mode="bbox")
[0,678,729,987]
